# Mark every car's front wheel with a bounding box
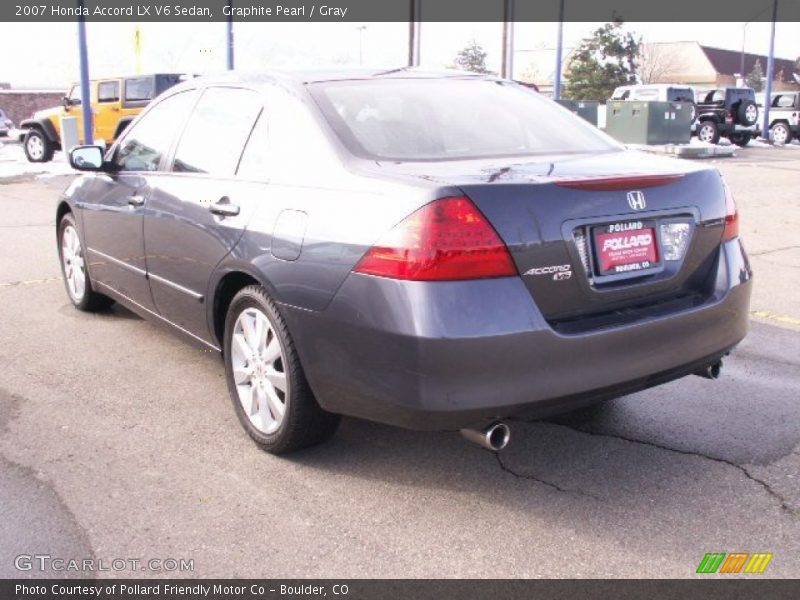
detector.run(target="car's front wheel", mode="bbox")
[58,213,113,311]
[224,285,340,454]
[771,122,792,145]
[696,121,720,144]
[23,129,54,163]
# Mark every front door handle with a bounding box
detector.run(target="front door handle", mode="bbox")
[209,197,240,217]
[127,194,145,207]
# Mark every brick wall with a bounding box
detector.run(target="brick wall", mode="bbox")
[0,91,64,125]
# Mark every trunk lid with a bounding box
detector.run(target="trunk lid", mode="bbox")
[372,151,728,329]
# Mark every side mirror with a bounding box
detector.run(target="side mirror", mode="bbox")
[69,145,105,172]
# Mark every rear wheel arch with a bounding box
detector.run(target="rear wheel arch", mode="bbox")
[211,271,262,350]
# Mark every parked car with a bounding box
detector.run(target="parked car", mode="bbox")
[58,70,752,454]
[755,91,799,145]
[0,108,14,136]
[694,87,759,146]
[610,84,696,104]
[19,73,186,163]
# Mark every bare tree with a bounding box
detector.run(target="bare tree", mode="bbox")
[638,43,688,84]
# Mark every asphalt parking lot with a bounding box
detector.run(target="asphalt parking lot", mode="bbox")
[0,144,799,578]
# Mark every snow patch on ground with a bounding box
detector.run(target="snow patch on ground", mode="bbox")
[0,141,74,181]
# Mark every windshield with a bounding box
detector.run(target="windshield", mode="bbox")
[309,78,619,162]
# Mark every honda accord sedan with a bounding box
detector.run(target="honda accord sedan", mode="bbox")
[58,70,751,454]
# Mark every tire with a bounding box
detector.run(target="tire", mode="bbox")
[730,132,751,147]
[771,122,793,145]
[23,128,55,163]
[696,121,720,144]
[223,285,340,454]
[737,100,758,126]
[57,213,113,311]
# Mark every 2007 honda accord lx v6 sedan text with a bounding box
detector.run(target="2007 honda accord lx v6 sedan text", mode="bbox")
[58,70,752,454]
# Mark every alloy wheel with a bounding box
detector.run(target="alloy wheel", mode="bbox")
[698,124,715,143]
[27,134,44,160]
[231,307,289,435]
[745,104,757,123]
[772,125,788,145]
[61,225,85,302]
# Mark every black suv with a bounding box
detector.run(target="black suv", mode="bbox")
[694,87,759,146]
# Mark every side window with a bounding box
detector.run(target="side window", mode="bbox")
[255,86,340,183]
[125,77,154,102]
[669,89,693,103]
[113,91,196,172]
[98,81,120,103]
[172,87,263,176]
[634,89,658,100]
[237,112,269,180]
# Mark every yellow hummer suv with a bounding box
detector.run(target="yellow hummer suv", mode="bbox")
[20,73,185,162]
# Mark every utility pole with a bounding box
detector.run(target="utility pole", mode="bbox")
[77,0,93,144]
[554,0,565,99]
[762,0,778,140]
[226,0,235,70]
[408,0,421,66]
[357,25,367,65]
[501,0,515,79]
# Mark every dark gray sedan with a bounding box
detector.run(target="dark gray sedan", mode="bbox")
[58,70,752,454]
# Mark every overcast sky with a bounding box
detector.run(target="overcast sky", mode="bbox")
[1,20,798,88]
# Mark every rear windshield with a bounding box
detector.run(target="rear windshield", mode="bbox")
[308,78,619,161]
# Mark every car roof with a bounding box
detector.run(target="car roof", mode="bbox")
[615,84,694,90]
[191,67,498,87]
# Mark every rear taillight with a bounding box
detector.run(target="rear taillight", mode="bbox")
[353,196,517,281]
[722,178,739,241]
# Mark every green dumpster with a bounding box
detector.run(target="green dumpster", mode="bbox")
[605,100,693,144]
[556,99,599,127]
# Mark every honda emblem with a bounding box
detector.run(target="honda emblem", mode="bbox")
[627,191,646,210]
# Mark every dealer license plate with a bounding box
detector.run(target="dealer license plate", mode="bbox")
[593,221,659,275]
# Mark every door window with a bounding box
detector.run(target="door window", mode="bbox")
[125,77,155,102]
[236,111,269,180]
[98,81,120,103]
[773,94,796,108]
[172,87,263,176]
[112,91,195,172]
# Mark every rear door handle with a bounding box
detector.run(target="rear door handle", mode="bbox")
[127,194,145,207]
[209,197,240,217]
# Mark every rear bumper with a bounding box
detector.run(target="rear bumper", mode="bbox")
[286,239,752,430]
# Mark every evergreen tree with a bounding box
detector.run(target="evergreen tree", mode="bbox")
[746,60,765,92]
[564,21,640,101]
[454,40,490,74]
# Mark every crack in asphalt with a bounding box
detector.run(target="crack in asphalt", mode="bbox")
[493,452,602,500]
[552,423,797,516]
[750,244,800,256]
[0,276,60,288]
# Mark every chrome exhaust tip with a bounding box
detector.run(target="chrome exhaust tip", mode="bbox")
[461,422,510,452]
[695,360,723,380]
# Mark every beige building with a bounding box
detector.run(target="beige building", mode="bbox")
[639,42,799,90]
[518,41,799,94]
